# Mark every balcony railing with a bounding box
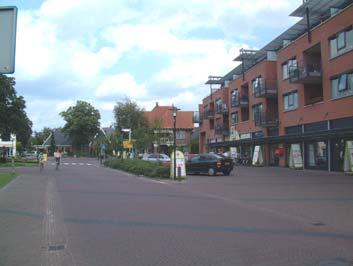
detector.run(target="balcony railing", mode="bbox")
[215,104,229,115]
[215,125,230,136]
[254,112,279,128]
[253,79,278,98]
[289,63,322,84]
[231,96,249,108]
[204,110,215,119]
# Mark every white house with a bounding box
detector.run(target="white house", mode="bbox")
[0,134,16,157]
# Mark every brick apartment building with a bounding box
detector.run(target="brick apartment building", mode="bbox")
[199,0,353,171]
[144,103,195,154]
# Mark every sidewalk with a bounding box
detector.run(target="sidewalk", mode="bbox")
[0,167,47,266]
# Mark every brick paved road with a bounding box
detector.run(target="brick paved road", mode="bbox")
[1,159,353,266]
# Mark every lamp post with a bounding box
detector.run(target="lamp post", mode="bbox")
[171,104,180,181]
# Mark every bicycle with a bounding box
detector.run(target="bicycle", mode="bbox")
[39,160,44,172]
[55,158,60,170]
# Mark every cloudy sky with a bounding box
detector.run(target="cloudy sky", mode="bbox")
[2,0,301,131]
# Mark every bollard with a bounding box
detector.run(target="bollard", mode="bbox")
[177,166,181,181]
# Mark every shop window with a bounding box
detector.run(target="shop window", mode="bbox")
[283,91,298,111]
[331,72,353,99]
[305,141,328,169]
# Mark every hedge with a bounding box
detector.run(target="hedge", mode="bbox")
[104,158,170,179]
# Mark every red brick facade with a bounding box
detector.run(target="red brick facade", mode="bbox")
[199,1,353,171]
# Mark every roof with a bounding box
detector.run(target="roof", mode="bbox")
[290,0,352,17]
[144,104,194,130]
[102,127,115,137]
[43,129,72,146]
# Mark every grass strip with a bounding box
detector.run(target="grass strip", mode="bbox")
[0,173,17,188]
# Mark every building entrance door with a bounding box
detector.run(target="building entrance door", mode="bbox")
[331,139,346,172]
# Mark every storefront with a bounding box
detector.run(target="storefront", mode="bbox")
[330,138,353,172]
[304,140,328,170]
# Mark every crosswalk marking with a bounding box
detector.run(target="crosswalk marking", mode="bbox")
[49,162,96,166]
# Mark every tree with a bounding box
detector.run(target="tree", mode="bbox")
[60,101,100,151]
[0,75,32,146]
[113,99,152,151]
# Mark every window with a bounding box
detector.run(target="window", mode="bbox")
[282,63,289,80]
[215,98,222,113]
[332,72,353,99]
[330,28,353,58]
[252,77,262,93]
[283,91,298,111]
[252,104,263,120]
[176,130,185,140]
[282,59,297,80]
[231,112,238,125]
[337,31,346,50]
[231,90,239,107]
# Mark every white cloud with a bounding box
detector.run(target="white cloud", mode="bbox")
[15,0,302,130]
[95,73,146,99]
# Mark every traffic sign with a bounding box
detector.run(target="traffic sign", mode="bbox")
[0,6,17,74]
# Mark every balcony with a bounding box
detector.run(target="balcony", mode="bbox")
[231,96,249,108]
[254,112,278,128]
[289,64,322,84]
[204,110,215,119]
[253,79,278,98]
[215,104,229,115]
[215,125,230,136]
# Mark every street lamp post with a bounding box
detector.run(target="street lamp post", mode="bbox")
[171,104,180,181]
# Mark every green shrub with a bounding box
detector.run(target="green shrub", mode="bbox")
[104,158,170,179]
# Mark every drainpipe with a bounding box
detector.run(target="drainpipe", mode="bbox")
[306,7,312,43]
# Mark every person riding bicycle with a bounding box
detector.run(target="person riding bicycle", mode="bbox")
[38,151,45,170]
[54,149,62,168]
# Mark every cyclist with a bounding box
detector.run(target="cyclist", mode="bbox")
[54,149,62,170]
[38,151,45,171]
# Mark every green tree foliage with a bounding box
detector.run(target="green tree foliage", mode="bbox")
[0,75,32,146]
[113,99,152,151]
[60,101,100,149]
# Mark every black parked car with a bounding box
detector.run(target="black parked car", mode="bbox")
[186,154,234,176]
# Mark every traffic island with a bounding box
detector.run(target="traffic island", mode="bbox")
[104,158,170,179]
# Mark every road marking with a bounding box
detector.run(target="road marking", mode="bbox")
[71,163,77,165]
[42,176,77,266]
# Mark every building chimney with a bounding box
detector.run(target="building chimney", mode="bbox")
[156,102,159,107]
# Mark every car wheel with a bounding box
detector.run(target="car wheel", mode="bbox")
[208,168,216,176]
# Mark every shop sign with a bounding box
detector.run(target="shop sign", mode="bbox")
[170,150,186,179]
[252,145,264,166]
[252,131,265,139]
[290,144,303,169]
[230,147,238,159]
[240,133,251,140]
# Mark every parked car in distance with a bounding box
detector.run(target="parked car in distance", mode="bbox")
[22,151,37,161]
[186,153,234,176]
[142,153,171,166]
